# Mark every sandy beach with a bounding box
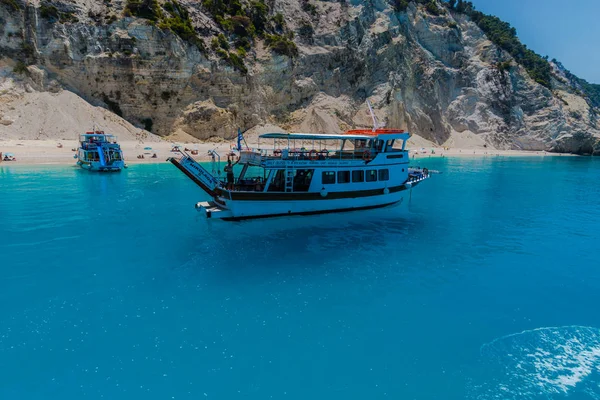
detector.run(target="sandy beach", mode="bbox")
[0,137,574,166]
[0,139,234,165]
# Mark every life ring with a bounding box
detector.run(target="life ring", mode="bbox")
[362,150,371,161]
[309,149,319,160]
[319,149,329,158]
[273,149,282,157]
[423,168,429,176]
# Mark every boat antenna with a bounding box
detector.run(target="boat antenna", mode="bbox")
[366,99,379,132]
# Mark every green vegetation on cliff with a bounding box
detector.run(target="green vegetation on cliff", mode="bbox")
[388,1,598,108]
[448,1,553,88]
[125,0,205,51]
[554,60,600,108]
[125,0,162,21]
[393,0,444,15]
[1,0,20,11]
[201,0,297,58]
[265,33,298,57]
[39,2,78,24]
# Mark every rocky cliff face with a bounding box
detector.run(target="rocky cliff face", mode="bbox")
[1,0,598,153]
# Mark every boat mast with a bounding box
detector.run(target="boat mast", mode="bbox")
[366,99,379,132]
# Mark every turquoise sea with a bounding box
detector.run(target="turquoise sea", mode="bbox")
[1,157,599,399]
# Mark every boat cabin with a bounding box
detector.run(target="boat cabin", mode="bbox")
[222,130,411,195]
[78,132,123,163]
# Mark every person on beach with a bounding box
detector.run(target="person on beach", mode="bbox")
[224,159,235,190]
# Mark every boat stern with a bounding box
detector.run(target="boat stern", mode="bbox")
[195,201,234,219]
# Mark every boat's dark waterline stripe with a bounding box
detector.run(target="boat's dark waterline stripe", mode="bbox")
[223,181,420,201]
[220,200,402,221]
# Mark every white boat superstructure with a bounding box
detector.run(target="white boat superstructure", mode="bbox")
[169,129,430,220]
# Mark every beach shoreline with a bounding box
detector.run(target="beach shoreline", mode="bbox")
[0,139,576,166]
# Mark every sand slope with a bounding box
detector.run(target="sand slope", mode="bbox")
[0,79,161,142]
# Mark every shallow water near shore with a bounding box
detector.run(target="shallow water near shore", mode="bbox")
[1,157,600,399]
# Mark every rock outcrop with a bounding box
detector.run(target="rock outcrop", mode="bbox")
[1,0,598,153]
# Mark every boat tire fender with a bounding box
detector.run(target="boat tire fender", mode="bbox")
[320,189,328,198]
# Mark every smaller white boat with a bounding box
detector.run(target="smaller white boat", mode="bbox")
[76,130,125,171]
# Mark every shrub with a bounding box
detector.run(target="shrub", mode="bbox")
[298,20,314,41]
[13,61,28,75]
[228,52,248,74]
[234,36,251,50]
[217,33,229,50]
[229,15,254,37]
[272,13,285,31]
[265,33,298,57]
[21,42,34,58]
[301,0,317,15]
[425,0,444,16]
[250,0,269,35]
[40,4,60,21]
[216,48,229,59]
[496,61,511,74]
[1,0,20,11]
[392,0,409,12]
[125,0,162,21]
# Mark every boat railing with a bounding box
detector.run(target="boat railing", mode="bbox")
[260,148,384,162]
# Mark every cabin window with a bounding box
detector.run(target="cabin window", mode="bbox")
[355,139,367,149]
[366,170,378,182]
[268,170,285,191]
[352,170,364,183]
[322,171,336,184]
[379,169,390,181]
[386,139,395,149]
[338,171,350,184]
[293,169,314,192]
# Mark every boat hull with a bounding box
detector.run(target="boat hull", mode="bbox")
[200,189,408,220]
[77,160,124,171]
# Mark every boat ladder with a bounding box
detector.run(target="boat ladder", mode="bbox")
[284,167,295,192]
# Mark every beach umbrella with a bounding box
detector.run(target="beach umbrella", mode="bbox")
[4,152,14,157]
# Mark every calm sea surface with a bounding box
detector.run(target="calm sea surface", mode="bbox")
[1,157,599,399]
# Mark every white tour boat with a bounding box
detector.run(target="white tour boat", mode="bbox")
[76,131,125,171]
[169,128,430,221]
